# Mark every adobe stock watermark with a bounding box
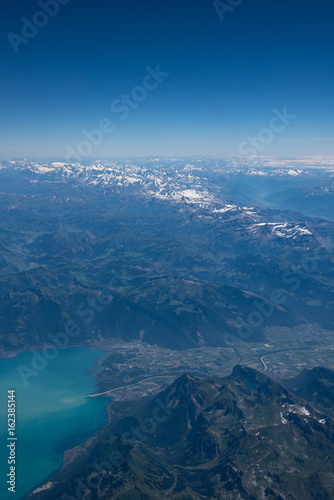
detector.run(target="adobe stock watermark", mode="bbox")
[213,0,244,22]
[59,394,178,500]
[65,65,170,161]
[224,237,333,345]
[238,107,296,156]
[16,269,131,386]
[7,0,71,54]
[120,394,178,446]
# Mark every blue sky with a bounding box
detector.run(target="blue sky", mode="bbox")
[0,0,333,158]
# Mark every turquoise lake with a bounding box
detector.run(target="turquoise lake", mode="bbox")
[0,347,110,500]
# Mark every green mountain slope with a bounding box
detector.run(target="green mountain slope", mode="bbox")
[30,367,334,500]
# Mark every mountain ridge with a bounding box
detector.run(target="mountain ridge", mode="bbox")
[29,366,334,500]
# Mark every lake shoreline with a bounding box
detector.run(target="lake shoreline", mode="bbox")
[0,347,111,500]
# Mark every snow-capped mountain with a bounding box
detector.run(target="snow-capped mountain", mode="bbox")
[0,156,333,219]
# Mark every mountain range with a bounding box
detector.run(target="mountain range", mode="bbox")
[29,365,334,499]
[0,158,333,354]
